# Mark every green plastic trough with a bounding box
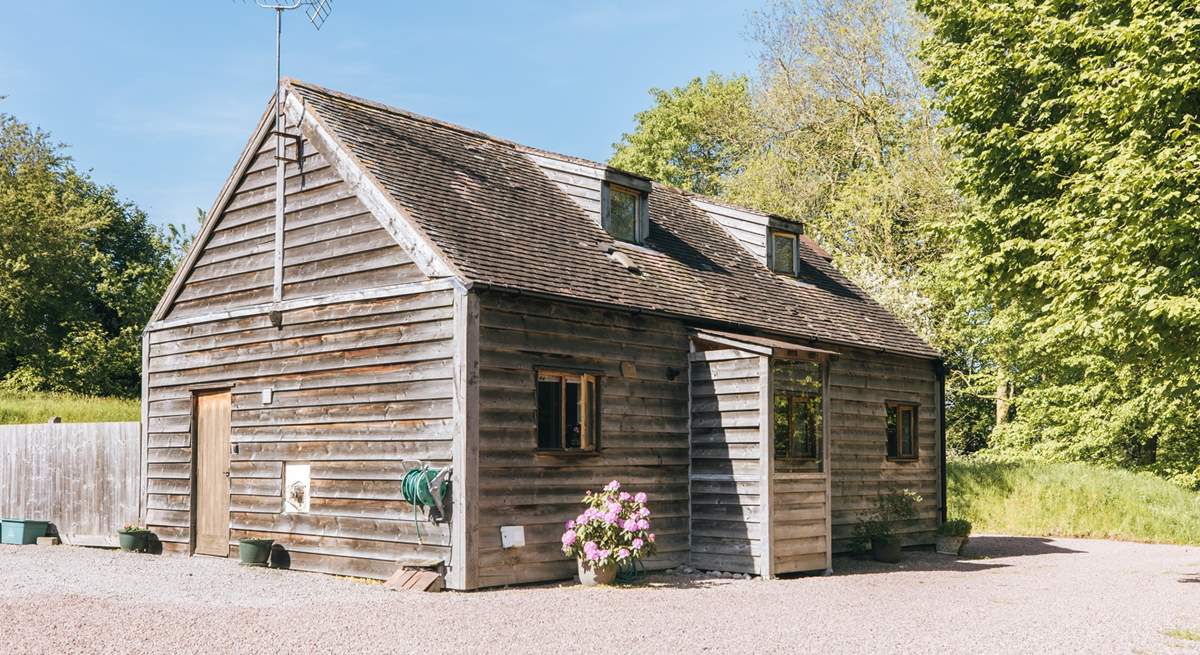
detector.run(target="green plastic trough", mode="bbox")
[1,519,50,545]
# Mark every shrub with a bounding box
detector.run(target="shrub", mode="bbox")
[851,488,923,550]
[119,524,150,534]
[937,518,972,538]
[561,480,656,568]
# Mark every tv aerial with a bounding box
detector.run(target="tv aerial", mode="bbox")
[254,0,332,305]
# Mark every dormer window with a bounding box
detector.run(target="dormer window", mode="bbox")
[769,231,799,275]
[602,181,649,243]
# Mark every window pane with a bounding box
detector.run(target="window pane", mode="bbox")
[585,377,598,449]
[774,393,791,458]
[537,378,562,449]
[772,233,795,274]
[886,406,898,457]
[805,395,822,458]
[565,380,582,449]
[608,187,638,242]
[790,396,807,457]
[901,408,915,456]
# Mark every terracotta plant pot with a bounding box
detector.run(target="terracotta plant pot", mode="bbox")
[870,536,902,563]
[936,535,967,555]
[577,559,617,586]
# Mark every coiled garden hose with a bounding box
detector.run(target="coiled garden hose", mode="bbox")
[402,465,448,544]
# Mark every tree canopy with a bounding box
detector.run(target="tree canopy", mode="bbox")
[0,113,184,397]
[611,0,1200,488]
[920,0,1200,486]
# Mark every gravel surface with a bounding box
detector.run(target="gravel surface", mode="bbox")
[2,535,1198,654]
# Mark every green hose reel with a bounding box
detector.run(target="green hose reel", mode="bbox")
[401,462,451,543]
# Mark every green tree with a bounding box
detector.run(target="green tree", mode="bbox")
[611,74,753,196]
[0,113,186,397]
[920,0,1200,486]
[611,1,996,453]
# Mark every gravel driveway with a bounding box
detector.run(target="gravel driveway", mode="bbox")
[2,535,1198,654]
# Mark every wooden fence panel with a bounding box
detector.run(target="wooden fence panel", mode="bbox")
[0,422,141,546]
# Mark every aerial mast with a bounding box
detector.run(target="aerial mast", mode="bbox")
[255,0,333,308]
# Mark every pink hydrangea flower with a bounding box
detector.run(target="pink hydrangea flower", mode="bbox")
[618,491,631,501]
[637,518,650,530]
[639,507,651,517]
[598,549,610,560]
[648,533,656,543]
[607,501,622,514]
[565,519,575,529]
[622,518,639,532]
[605,480,621,491]
[561,530,577,546]
[618,548,630,560]
[632,538,644,549]
[634,492,647,503]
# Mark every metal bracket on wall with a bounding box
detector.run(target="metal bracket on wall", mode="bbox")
[272,131,303,164]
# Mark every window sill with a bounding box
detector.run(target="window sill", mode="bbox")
[886,456,920,463]
[535,449,600,458]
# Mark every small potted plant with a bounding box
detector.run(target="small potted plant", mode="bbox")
[117,524,151,553]
[561,480,656,586]
[936,519,972,555]
[238,537,275,567]
[854,489,922,563]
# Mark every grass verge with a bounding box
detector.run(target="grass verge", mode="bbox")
[948,459,1200,545]
[0,392,140,424]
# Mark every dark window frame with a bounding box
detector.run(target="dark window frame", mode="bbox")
[885,402,919,461]
[601,181,648,244]
[773,389,821,461]
[535,370,600,452]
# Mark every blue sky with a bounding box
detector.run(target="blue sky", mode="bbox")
[1,1,759,229]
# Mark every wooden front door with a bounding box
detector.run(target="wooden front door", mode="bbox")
[194,391,231,556]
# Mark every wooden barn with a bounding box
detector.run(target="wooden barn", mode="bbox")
[141,79,945,590]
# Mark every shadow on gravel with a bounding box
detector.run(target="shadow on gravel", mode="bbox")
[829,553,1008,577]
[965,535,1085,559]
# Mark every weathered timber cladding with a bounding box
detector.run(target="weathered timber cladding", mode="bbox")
[688,348,766,575]
[165,134,423,321]
[143,284,457,574]
[474,291,691,588]
[772,474,828,573]
[827,347,941,551]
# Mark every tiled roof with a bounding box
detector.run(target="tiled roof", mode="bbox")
[288,80,938,359]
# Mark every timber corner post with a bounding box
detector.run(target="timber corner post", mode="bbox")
[448,283,480,590]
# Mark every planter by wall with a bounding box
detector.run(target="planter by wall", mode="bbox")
[936,535,967,556]
[238,538,275,567]
[577,560,617,586]
[1,519,50,545]
[118,531,150,553]
[870,536,903,563]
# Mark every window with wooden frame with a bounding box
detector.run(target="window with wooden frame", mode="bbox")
[768,230,799,275]
[602,182,647,244]
[771,358,823,461]
[536,371,599,451]
[774,391,821,460]
[886,403,918,460]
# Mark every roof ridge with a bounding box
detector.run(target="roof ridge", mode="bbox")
[286,78,803,228]
[285,77,528,151]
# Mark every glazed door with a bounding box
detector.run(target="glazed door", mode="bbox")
[193,391,231,556]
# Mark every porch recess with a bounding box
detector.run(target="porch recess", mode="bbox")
[688,329,836,577]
